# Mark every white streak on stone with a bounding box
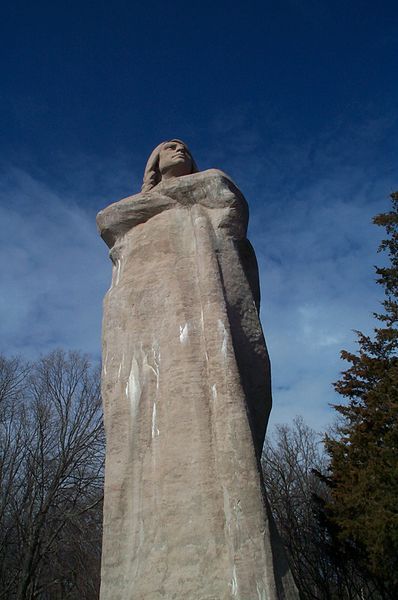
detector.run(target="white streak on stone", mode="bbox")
[179,322,189,344]
[137,347,160,439]
[223,486,240,598]
[218,319,228,357]
[198,310,209,361]
[151,401,159,438]
[125,358,141,417]
[115,258,121,286]
[117,363,122,378]
[256,581,267,600]
[223,486,231,532]
[146,363,158,378]
[211,384,217,401]
[153,347,160,389]
[144,348,160,391]
[231,564,238,597]
[103,350,108,376]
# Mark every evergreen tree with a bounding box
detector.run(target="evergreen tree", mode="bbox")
[324,192,398,599]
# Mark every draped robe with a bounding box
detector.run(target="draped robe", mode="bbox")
[97,169,297,599]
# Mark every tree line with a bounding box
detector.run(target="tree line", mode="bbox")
[1,192,397,598]
[0,351,104,599]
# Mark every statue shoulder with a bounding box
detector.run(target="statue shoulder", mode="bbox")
[199,169,243,195]
[200,168,227,177]
[197,168,235,183]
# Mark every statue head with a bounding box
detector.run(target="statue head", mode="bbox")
[142,139,199,192]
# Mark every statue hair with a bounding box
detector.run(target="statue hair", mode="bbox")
[141,139,199,192]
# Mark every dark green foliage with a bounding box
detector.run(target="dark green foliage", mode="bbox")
[324,192,398,599]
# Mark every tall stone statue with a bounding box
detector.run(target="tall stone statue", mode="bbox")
[97,140,298,599]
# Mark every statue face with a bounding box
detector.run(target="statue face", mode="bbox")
[158,141,192,179]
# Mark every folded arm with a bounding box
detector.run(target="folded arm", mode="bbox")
[96,193,176,249]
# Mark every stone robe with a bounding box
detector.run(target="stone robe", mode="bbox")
[97,169,297,599]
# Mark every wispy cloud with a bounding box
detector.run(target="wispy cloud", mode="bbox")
[1,110,396,433]
[0,166,109,358]
[250,152,393,432]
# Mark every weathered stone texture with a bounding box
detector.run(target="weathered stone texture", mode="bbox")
[97,167,298,599]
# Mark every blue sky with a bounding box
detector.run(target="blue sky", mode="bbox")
[1,1,397,432]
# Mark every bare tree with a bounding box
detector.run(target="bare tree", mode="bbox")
[262,416,375,600]
[0,350,104,600]
[0,355,31,596]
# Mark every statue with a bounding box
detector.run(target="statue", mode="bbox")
[97,140,298,599]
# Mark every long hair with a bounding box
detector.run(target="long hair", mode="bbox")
[141,139,199,192]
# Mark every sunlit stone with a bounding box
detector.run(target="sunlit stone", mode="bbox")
[97,140,298,599]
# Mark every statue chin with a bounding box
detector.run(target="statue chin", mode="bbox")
[159,161,192,180]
